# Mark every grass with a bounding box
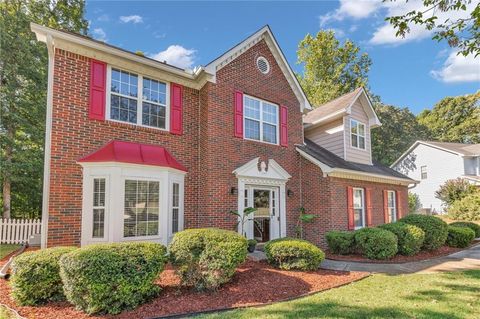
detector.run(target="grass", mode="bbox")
[0,244,20,260]
[0,305,20,319]
[200,270,480,319]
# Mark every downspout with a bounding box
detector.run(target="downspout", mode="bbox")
[40,34,55,249]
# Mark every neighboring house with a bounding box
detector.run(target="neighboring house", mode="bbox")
[392,141,480,213]
[31,23,413,249]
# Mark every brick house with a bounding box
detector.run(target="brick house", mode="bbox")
[31,23,414,249]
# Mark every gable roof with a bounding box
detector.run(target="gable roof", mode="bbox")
[303,87,381,129]
[297,139,415,185]
[391,140,480,167]
[205,25,312,112]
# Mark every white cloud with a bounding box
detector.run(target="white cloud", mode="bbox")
[92,28,107,42]
[431,51,480,83]
[319,0,382,26]
[119,15,143,24]
[97,14,110,22]
[153,31,166,39]
[150,45,196,69]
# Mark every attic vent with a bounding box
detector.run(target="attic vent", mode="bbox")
[256,56,270,74]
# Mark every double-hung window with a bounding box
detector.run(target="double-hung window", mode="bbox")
[109,67,168,130]
[353,188,365,229]
[243,95,279,144]
[420,166,427,179]
[387,190,397,222]
[350,119,366,149]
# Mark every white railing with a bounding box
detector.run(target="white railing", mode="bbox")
[0,219,41,244]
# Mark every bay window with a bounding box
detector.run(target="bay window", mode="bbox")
[244,95,279,144]
[124,180,160,237]
[92,178,106,238]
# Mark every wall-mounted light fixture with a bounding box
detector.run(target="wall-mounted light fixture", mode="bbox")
[230,187,238,195]
[287,189,293,197]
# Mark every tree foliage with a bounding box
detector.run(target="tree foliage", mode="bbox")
[0,0,88,218]
[297,30,372,106]
[417,91,480,143]
[435,178,478,208]
[371,103,431,165]
[386,0,480,56]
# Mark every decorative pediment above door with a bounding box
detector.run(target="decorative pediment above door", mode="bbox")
[233,157,291,181]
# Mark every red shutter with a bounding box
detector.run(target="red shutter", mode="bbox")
[234,90,243,138]
[347,186,354,230]
[280,105,288,147]
[89,59,106,120]
[365,188,373,227]
[383,190,389,223]
[170,83,183,135]
[396,191,402,220]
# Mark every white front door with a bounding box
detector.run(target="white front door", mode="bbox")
[245,186,280,242]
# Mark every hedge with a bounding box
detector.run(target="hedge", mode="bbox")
[168,228,247,291]
[264,238,325,271]
[354,228,398,260]
[10,246,76,305]
[325,231,355,255]
[400,214,448,250]
[59,242,167,315]
[379,222,425,256]
[446,226,475,248]
[449,221,480,238]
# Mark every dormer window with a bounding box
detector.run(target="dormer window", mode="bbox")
[350,119,366,150]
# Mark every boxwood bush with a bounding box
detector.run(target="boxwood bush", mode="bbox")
[59,242,167,315]
[168,228,247,291]
[450,221,480,238]
[325,231,355,255]
[400,214,448,250]
[264,238,325,271]
[379,222,425,256]
[354,228,398,260]
[10,246,76,305]
[446,226,475,248]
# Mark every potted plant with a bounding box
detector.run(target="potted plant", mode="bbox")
[247,239,258,253]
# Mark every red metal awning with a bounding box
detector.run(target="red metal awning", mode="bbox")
[78,140,187,172]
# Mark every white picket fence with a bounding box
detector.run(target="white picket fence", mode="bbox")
[0,219,41,244]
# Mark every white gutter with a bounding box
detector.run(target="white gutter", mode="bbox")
[40,34,55,249]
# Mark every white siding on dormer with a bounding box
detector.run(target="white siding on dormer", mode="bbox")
[344,99,372,165]
[305,118,344,158]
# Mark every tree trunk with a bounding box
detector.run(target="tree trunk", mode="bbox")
[2,178,11,219]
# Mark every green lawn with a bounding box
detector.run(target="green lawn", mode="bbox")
[0,305,20,319]
[200,270,480,319]
[0,244,20,259]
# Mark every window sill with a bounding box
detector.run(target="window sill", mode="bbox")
[243,137,280,147]
[105,119,171,134]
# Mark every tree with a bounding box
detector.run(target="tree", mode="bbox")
[435,178,478,208]
[408,193,421,214]
[297,30,372,106]
[371,103,431,166]
[417,91,480,143]
[0,0,88,218]
[386,0,480,56]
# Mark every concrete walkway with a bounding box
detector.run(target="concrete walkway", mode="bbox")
[320,243,480,274]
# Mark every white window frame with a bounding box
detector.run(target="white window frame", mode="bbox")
[106,65,170,131]
[168,176,185,239]
[353,187,365,230]
[420,165,427,179]
[243,94,279,145]
[92,177,106,239]
[350,119,366,150]
[387,190,397,222]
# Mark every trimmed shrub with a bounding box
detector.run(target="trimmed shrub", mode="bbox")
[168,228,247,291]
[264,238,325,271]
[354,228,398,260]
[446,226,475,248]
[325,231,355,255]
[400,214,448,250]
[10,246,76,305]
[379,222,425,256]
[450,221,480,238]
[59,242,167,315]
[448,193,480,221]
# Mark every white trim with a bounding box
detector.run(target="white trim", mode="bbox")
[205,26,311,112]
[387,190,397,222]
[243,95,279,145]
[295,148,333,177]
[353,187,365,230]
[40,34,55,249]
[350,119,367,151]
[345,88,381,128]
[256,56,270,74]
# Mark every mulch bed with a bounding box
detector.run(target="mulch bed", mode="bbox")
[0,258,368,319]
[326,240,480,264]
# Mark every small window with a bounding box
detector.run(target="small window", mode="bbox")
[172,183,180,234]
[92,178,105,238]
[243,95,279,144]
[256,56,270,74]
[350,119,366,150]
[124,180,159,237]
[353,188,365,229]
[387,191,397,222]
[421,166,427,179]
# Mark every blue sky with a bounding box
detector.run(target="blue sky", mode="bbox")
[85,1,480,114]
